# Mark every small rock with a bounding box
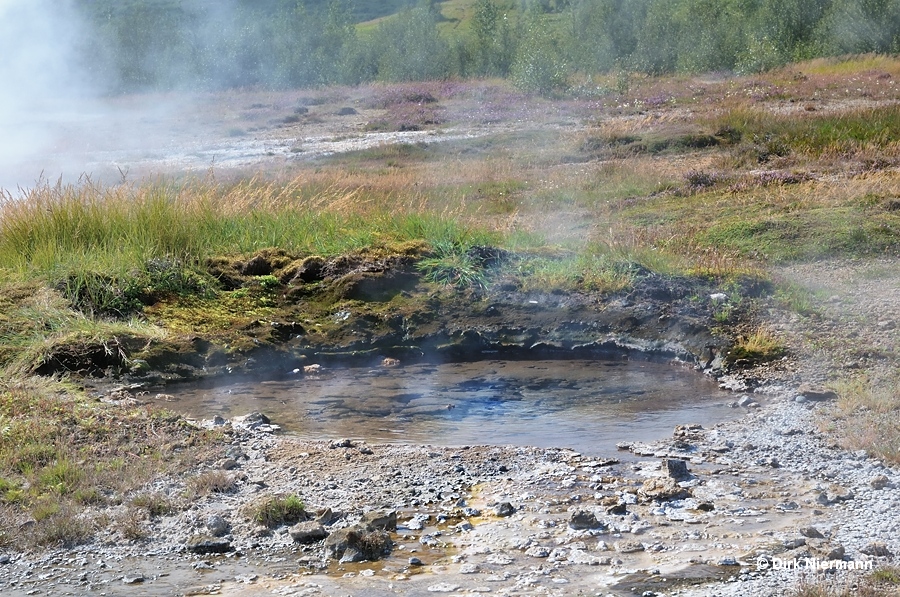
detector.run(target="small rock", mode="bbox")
[639,478,691,502]
[459,563,479,574]
[807,538,845,560]
[775,501,800,511]
[606,503,628,516]
[221,458,238,470]
[860,542,893,557]
[525,546,550,558]
[799,526,824,539]
[206,515,230,538]
[870,475,890,489]
[569,509,605,530]
[568,550,602,565]
[381,357,400,367]
[663,458,690,479]
[616,541,645,554]
[494,502,516,517]
[797,383,838,401]
[289,521,328,544]
[427,583,461,593]
[235,411,270,429]
[0,554,10,565]
[329,438,353,449]
[122,573,144,585]
[185,535,232,555]
[717,557,738,566]
[408,557,424,566]
[360,510,397,531]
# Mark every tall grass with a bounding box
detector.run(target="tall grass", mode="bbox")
[708,105,900,158]
[0,177,499,284]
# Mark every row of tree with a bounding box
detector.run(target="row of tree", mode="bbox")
[74,0,900,94]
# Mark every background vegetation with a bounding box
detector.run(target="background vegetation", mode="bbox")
[74,0,900,93]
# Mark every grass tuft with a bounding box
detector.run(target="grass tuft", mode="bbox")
[248,494,307,528]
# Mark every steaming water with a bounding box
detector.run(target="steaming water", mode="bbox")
[172,359,735,454]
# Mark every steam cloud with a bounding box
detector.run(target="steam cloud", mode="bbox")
[0,0,97,191]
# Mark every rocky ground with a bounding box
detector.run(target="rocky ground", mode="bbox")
[0,258,897,597]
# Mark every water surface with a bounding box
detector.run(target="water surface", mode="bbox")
[172,359,735,454]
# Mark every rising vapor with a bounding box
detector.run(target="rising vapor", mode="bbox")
[0,0,94,191]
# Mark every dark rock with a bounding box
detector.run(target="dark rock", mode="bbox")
[221,458,238,470]
[569,510,605,530]
[360,510,397,531]
[408,557,424,566]
[663,458,690,479]
[696,502,715,512]
[606,503,628,516]
[798,383,838,401]
[324,526,393,562]
[289,521,328,544]
[186,535,233,554]
[336,107,358,116]
[494,502,516,517]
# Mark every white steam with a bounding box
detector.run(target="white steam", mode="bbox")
[0,0,97,191]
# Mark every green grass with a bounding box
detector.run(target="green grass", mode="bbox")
[709,105,900,158]
[248,494,307,528]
